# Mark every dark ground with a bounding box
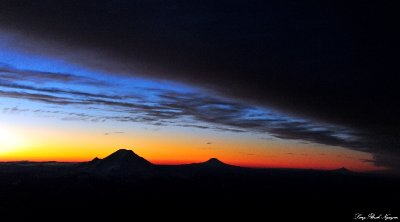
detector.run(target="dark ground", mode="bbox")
[0,160,399,221]
[0,165,400,221]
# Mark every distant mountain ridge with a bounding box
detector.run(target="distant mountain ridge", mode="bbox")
[331,167,353,174]
[0,151,397,221]
[200,158,232,168]
[72,149,366,178]
[99,149,152,167]
[81,149,154,176]
[79,149,241,177]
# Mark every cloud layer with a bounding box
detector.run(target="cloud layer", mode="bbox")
[0,64,362,151]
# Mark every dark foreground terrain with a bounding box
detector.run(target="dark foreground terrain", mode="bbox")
[1,149,399,221]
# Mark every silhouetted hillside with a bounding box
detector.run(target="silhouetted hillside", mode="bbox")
[80,149,155,176]
[0,149,399,220]
[331,167,353,174]
[201,158,230,167]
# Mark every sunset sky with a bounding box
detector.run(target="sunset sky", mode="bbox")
[0,1,398,173]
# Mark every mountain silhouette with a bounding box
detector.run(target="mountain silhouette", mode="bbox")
[202,158,227,167]
[91,157,100,162]
[193,158,236,169]
[332,167,352,174]
[82,157,101,168]
[100,149,151,166]
[83,149,154,176]
[1,149,398,220]
[89,157,100,164]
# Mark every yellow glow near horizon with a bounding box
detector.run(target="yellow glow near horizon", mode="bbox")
[0,120,383,172]
[0,127,25,155]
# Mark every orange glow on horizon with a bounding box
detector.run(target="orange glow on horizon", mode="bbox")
[0,146,378,173]
[0,123,383,173]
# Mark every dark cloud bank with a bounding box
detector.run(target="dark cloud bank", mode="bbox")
[0,1,399,172]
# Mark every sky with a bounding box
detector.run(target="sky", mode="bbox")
[0,1,398,173]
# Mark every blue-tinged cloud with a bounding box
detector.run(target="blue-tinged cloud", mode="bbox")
[0,63,108,86]
[0,67,364,153]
